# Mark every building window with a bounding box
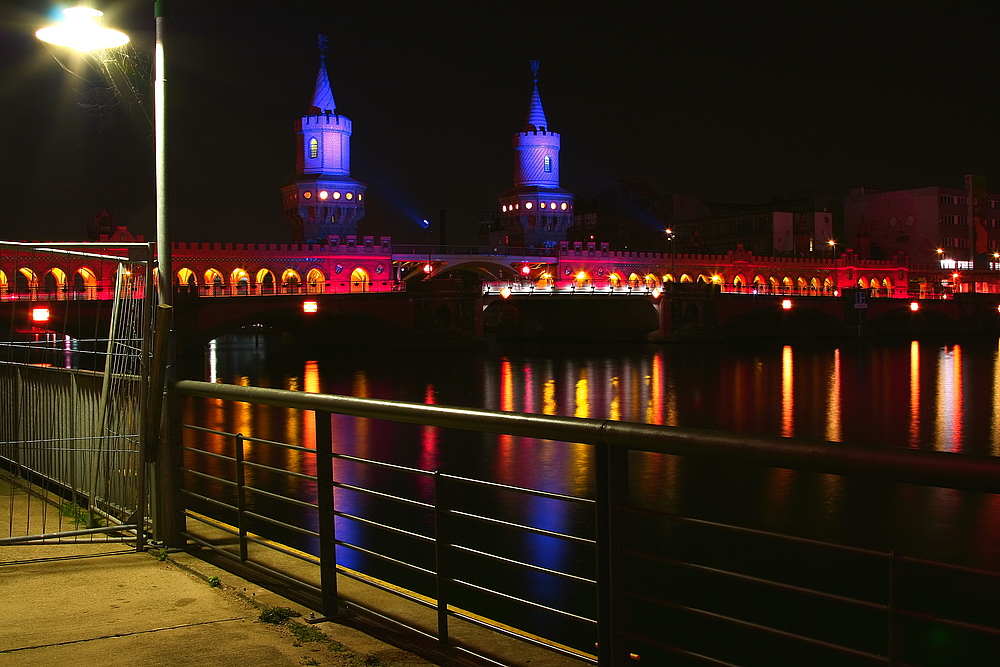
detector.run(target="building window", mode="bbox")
[544,155,552,173]
[309,138,318,159]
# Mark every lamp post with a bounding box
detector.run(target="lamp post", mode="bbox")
[37,4,171,306]
[827,238,836,261]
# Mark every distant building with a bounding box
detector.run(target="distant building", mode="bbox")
[569,180,710,251]
[87,208,144,242]
[844,176,1000,267]
[488,61,575,248]
[282,45,367,243]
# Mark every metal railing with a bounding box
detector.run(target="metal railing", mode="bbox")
[170,379,1000,666]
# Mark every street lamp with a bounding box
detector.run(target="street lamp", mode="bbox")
[37,4,170,306]
[827,238,836,260]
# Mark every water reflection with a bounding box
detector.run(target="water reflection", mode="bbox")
[182,335,1000,580]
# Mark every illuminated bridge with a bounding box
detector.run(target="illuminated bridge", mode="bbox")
[5,240,1000,348]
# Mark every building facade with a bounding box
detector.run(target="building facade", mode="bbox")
[844,177,1000,267]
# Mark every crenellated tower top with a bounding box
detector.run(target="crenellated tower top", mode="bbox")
[492,61,574,248]
[282,35,367,243]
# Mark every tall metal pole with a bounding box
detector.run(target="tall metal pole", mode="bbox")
[155,1,171,306]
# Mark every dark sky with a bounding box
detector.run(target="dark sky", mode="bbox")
[1,2,998,245]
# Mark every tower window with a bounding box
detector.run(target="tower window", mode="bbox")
[544,155,552,173]
[309,138,319,159]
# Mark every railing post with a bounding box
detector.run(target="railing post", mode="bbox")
[314,410,339,617]
[433,471,450,645]
[234,433,248,562]
[595,438,628,665]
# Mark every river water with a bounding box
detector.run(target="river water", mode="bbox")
[179,334,1000,659]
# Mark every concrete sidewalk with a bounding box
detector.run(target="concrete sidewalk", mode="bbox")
[0,540,435,666]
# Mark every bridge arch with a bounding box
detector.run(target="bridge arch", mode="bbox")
[203,268,225,295]
[282,268,302,294]
[177,267,198,289]
[680,274,693,283]
[664,273,675,283]
[74,267,99,297]
[628,272,642,288]
[574,270,591,288]
[255,268,275,294]
[350,267,370,293]
[306,268,325,293]
[608,272,623,288]
[644,273,659,288]
[17,267,38,293]
[230,268,250,295]
[43,267,68,296]
[734,274,747,289]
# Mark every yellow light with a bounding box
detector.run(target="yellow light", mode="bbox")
[302,301,318,313]
[936,248,944,254]
[910,302,920,312]
[500,286,512,299]
[827,239,836,247]
[332,191,341,200]
[36,7,129,52]
[319,190,329,200]
[576,271,586,280]
[711,275,721,283]
[781,299,792,310]
[651,287,661,299]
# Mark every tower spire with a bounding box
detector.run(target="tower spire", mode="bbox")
[524,59,548,132]
[311,34,336,114]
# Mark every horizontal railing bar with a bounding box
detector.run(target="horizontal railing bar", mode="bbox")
[243,511,319,538]
[242,460,318,482]
[334,591,440,641]
[623,547,888,612]
[171,379,1000,494]
[447,509,596,546]
[625,505,890,559]
[895,553,1000,580]
[0,525,138,545]
[451,577,597,625]
[333,510,434,544]
[335,540,437,578]
[626,590,888,663]
[619,629,746,667]
[896,608,1000,638]
[441,472,595,505]
[446,610,598,666]
[244,485,320,510]
[179,467,237,487]
[180,446,236,463]
[333,481,435,510]
[180,425,315,455]
[178,489,239,513]
[449,543,597,586]
[332,452,434,477]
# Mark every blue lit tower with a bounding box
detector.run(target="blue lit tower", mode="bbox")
[283,37,366,243]
[497,61,574,247]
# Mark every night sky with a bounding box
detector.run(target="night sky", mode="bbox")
[1,2,998,245]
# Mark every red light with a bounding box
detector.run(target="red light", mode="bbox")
[423,263,433,274]
[303,301,318,313]
[781,299,792,310]
[31,308,50,323]
[910,302,920,312]
[521,265,531,275]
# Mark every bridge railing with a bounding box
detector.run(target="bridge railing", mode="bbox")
[170,379,1000,667]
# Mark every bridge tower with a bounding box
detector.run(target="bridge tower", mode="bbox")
[496,61,575,248]
[282,36,367,243]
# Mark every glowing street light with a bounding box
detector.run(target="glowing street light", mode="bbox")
[827,238,837,260]
[37,4,171,306]
[36,7,129,51]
